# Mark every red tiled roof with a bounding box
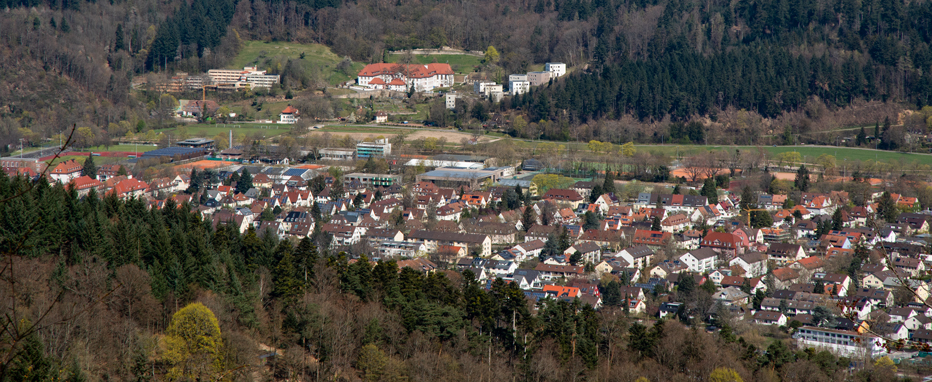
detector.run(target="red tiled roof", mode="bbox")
[281,105,299,114]
[358,63,454,78]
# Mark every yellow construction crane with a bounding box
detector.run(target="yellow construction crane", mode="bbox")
[201,84,219,102]
[742,207,769,228]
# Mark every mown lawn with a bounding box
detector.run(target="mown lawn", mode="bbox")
[230,41,365,85]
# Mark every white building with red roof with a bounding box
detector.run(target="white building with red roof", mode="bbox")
[50,159,83,183]
[357,63,454,92]
[279,105,300,124]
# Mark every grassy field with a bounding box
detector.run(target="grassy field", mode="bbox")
[230,41,365,85]
[632,144,932,166]
[156,124,295,140]
[386,54,482,74]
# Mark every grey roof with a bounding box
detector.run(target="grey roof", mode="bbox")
[686,247,718,260]
[420,169,492,179]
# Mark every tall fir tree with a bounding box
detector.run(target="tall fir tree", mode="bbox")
[82,155,97,179]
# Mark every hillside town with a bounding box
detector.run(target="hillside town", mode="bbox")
[6,136,932,364]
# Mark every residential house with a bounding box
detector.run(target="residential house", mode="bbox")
[534,263,585,280]
[793,326,885,357]
[753,311,788,326]
[632,229,672,248]
[771,267,801,289]
[564,241,602,264]
[767,243,807,266]
[729,252,769,278]
[700,231,744,260]
[661,214,689,233]
[542,189,585,208]
[615,245,655,269]
[406,230,492,257]
[679,247,718,273]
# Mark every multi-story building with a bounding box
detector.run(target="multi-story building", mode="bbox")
[357,63,454,92]
[528,71,552,86]
[793,326,884,358]
[545,62,566,77]
[343,173,401,188]
[509,74,530,95]
[207,66,280,90]
[356,139,392,158]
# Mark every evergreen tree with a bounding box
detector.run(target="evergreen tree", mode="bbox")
[856,126,867,146]
[522,207,536,232]
[186,168,200,194]
[82,155,97,179]
[114,23,126,51]
[795,165,810,192]
[672,184,681,195]
[59,17,69,32]
[651,216,661,231]
[832,208,844,230]
[877,191,899,223]
[583,211,599,231]
[602,169,616,195]
[701,178,719,204]
[236,169,253,195]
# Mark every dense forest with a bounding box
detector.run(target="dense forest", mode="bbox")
[4,0,932,148]
[0,172,908,381]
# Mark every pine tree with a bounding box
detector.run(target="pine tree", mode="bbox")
[602,169,616,195]
[795,165,810,191]
[651,216,661,231]
[236,169,253,195]
[701,178,719,204]
[82,155,97,179]
[59,17,69,32]
[114,23,126,51]
[877,191,899,223]
[856,126,867,146]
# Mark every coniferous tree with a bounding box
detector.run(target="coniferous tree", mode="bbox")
[701,178,719,204]
[236,169,253,195]
[877,191,899,223]
[795,165,811,192]
[82,155,97,179]
[651,216,661,231]
[602,169,616,195]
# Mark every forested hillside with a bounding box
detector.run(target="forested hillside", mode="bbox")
[3,0,932,148]
[0,172,903,381]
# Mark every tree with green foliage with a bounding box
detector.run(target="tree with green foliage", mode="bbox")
[81,155,97,179]
[877,191,899,223]
[795,165,811,191]
[602,169,616,195]
[236,169,253,195]
[521,206,536,232]
[651,216,661,231]
[709,367,743,382]
[162,303,224,381]
[701,178,718,204]
[583,211,599,231]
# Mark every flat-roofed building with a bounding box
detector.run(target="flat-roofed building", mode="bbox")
[344,173,401,188]
[356,139,392,158]
[319,148,355,161]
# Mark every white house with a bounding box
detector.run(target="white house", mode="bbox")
[679,247,718,273]
[729,252,769,278]
[279,105,299,124]
[508,74,530,95]
[357,63,454,92]
[545,62,566,78]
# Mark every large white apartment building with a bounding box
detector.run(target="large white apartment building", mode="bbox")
[207,66,281,89]
[357,63,454,92]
